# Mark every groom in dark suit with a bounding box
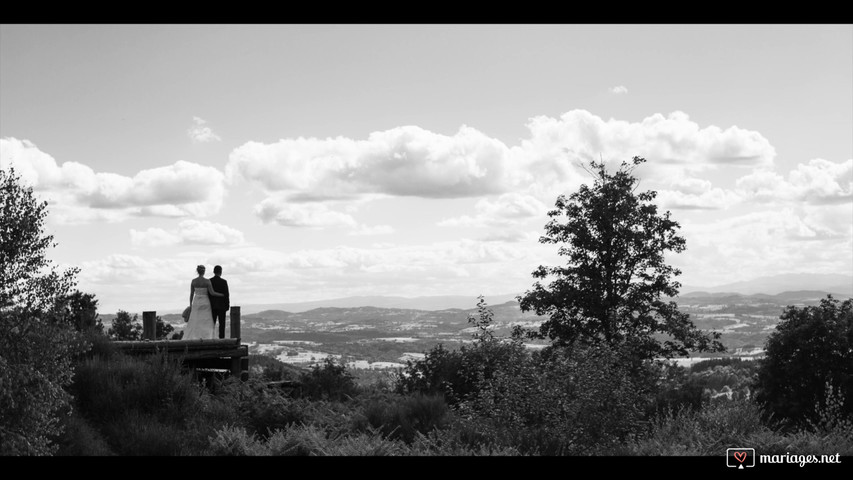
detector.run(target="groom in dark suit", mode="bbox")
[209,265,230,339]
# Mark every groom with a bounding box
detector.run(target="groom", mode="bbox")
[209,265,230,339]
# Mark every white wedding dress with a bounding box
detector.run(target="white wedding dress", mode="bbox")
[183,287,215,340]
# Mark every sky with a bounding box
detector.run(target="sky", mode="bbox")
[1,24,851,314]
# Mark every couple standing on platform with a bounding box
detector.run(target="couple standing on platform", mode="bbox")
[184,264,230,340]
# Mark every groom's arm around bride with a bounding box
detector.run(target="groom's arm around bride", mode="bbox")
[209,265,230,339]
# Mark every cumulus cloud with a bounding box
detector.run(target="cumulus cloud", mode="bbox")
[656,188,741,210]
[187,116,221,143]
[517,110,776,175]
[253,197,398,235]
[130,227,179,248]
[479,230,542,244]
[226,125,511,200]
[0,137,226,223]
[675,205,853,285]
[208,239,535,277]
[438,193,548,227]
[225,110,775,211]
[655,176,743,210]
[736,158,853,205]
[255,198,358,229]
[131,220,245,248]
[609,85,628,94]
[78,253,173,286]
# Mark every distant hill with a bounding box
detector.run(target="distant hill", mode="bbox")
[238,274,851,314]
[681,273,853,297]
[675,289,848,306]
[238,293,521,314]
[106,273,852,318]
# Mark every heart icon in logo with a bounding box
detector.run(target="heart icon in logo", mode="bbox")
[734,451,747,463]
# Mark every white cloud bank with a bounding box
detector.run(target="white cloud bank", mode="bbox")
[675,203,853,286]
[254,199,358,229]
[736,158,853,205]
[1,111,786,226]
[131,220,246,248]
[225,109,779,225]
[0,137,226,223]
[438,193,548,227]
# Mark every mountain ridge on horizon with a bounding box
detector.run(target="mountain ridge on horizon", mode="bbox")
[679,272,852,297]
[149,273,852,315]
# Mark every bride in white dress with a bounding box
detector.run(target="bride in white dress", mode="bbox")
[183,265,226,340]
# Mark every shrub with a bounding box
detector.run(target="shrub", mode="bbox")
[75,328,119,360]
[54,412,115,456]
[649,359,760,415]
[626,398,771,456]
[261,424,409,456]
[207,425,266,456]
[396,297,529,405]
[649,363,706,414]
[806,382,853,441]
[249,354,302,382]
[406,423,524,456]
[299,357,359,402]
[354,391,451,443]
[324,431,408,456]
[457,343,650,455]
[99,411,187,456]
[396,343,467,402]
[71,352,202,426]
[206,377,311,438]
[264,424,332,456]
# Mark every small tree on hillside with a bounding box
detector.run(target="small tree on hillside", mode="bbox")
[0,167,85,455]
[63,290,104,334]
[518,157,724,363]
[108,310,142,341]
[156,315,174,340]
[396,297,528,405]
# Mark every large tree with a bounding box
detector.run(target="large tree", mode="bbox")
[756,295,853,423]
[518,157,723,362]
[1,167,85,455]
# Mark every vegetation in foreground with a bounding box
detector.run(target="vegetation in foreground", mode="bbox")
[45,295,853,457]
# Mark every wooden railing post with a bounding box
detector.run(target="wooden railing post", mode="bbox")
[229,306,243,379]
[143,311,156,340]
[229,306,241,340]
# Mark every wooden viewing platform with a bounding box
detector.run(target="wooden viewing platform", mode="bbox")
[113,306,249,380]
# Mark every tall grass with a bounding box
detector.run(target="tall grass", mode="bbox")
[63,351,210,455]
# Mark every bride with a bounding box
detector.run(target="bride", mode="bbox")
[183,265,226,340]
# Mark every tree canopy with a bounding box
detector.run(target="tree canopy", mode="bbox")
[756,295,853,423]
[0,167,86,455]
[518,157,724,362]
[108,310,143,341]
[63,290,104,334]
